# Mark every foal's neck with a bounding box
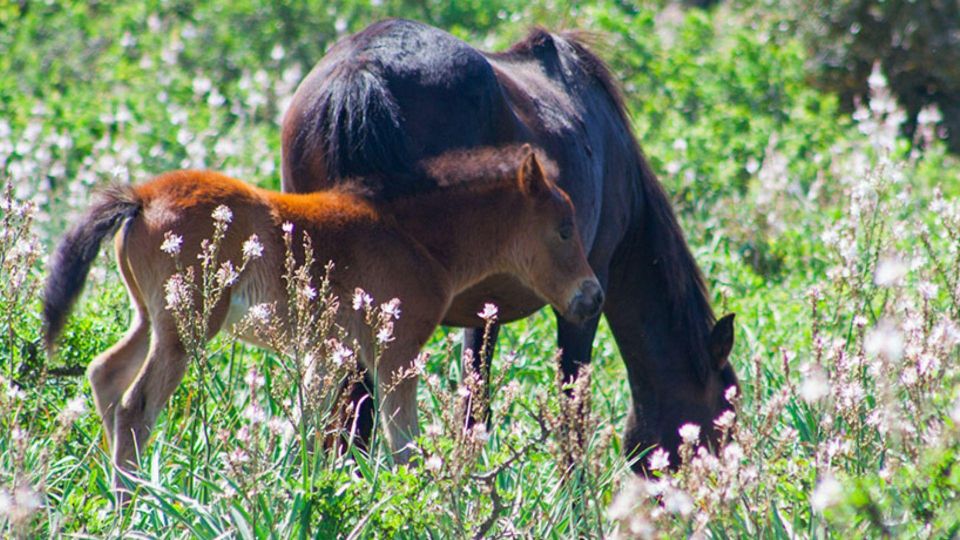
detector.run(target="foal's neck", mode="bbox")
[383,182,522,293]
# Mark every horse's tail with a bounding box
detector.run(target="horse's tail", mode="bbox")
[43,184,142,351]
[286,57,414,188]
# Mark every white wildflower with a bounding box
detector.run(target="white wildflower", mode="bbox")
[919,282,938,300]
[381,298,401,320]
[723,442,744,463]
[425,454,443,472]
[874,256,906,286]
[714,410,736,430]
[811,475,843,512]
[648,448,670,471]
[164,274,190,310]
[267,417,294,441]
[331,343,354,366]
[663,487,694,516]
[160,231,183,255]
[799,364,830,403]
[950,398,960,424]
[471,424,490,443]
[299,284,317,301]
[242,235,263,259]
[865,321,904,360]
[226,448,250,466]
[243,403,266,425]
[477,303,498,321]
[60,396,87,424]
[248,303,272,324]
[5,382,25,401]
[678,423,701,445]
[376,322,394,344]
[0,489,10,519]
[281,221,294,234]
[352,288,372,311]
[211,205,233,223]
[5,485,42,525]
[215,262,239,288]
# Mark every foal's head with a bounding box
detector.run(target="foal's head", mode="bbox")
[508,148,603,325]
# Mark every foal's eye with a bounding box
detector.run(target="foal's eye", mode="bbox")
[558,221,574,241]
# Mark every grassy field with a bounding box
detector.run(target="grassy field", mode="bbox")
[2,1,960,538]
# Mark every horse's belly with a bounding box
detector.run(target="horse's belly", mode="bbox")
[441,274,545,326]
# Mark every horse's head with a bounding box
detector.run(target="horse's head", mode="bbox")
[511,147,603,325]
[626,313,739,472]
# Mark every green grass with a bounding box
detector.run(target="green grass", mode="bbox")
[2,1,960,538]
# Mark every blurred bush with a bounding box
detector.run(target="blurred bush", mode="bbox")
[801,0,960,153]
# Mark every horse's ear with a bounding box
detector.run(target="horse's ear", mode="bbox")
[710,313,735,370]
[518,145,549,197]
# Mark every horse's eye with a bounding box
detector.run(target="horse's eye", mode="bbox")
[558,222,574,241]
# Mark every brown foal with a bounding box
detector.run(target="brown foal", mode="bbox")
[43,145,603,492]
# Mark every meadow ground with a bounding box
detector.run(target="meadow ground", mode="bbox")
[1,1,959,538]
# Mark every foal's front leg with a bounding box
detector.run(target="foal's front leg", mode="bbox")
[377,364,420,464]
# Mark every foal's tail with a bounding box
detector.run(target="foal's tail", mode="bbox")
[43,184,142,350]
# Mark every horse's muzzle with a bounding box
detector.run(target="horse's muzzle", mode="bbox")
[566,279,604,324]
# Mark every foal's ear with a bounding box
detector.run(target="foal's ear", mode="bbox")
[709,313,736,370]
[518,145,549,197]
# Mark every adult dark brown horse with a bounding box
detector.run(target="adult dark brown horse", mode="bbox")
[280,19,738,467]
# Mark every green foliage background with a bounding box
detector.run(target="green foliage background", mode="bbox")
[1,0,959,538]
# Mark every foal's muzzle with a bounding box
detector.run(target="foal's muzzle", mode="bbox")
[565,279,604,324]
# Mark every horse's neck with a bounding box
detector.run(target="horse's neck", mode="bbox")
[385,185,520,293]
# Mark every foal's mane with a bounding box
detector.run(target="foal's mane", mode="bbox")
[337,144,558,202]
[419,144,558,191]
[511,27,719,380]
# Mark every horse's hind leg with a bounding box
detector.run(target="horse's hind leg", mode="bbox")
[87,315,150,445]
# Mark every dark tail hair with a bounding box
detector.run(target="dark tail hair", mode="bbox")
[43,184,141,350]
[302,59,413,181]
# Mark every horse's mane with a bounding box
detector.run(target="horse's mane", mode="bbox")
[525,28,718,381]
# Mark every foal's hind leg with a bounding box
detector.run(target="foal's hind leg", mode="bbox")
[90,244,152,446]
[112,319,188,475]
[87,314,150,445]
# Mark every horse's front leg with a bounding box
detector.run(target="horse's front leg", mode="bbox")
[462,324,500,426]
[554,312,602,382]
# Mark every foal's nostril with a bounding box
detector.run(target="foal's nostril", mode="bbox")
[570,280,604,321]
[591,287,605,311]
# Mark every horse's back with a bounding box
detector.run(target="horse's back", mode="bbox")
[282,19,641,253]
